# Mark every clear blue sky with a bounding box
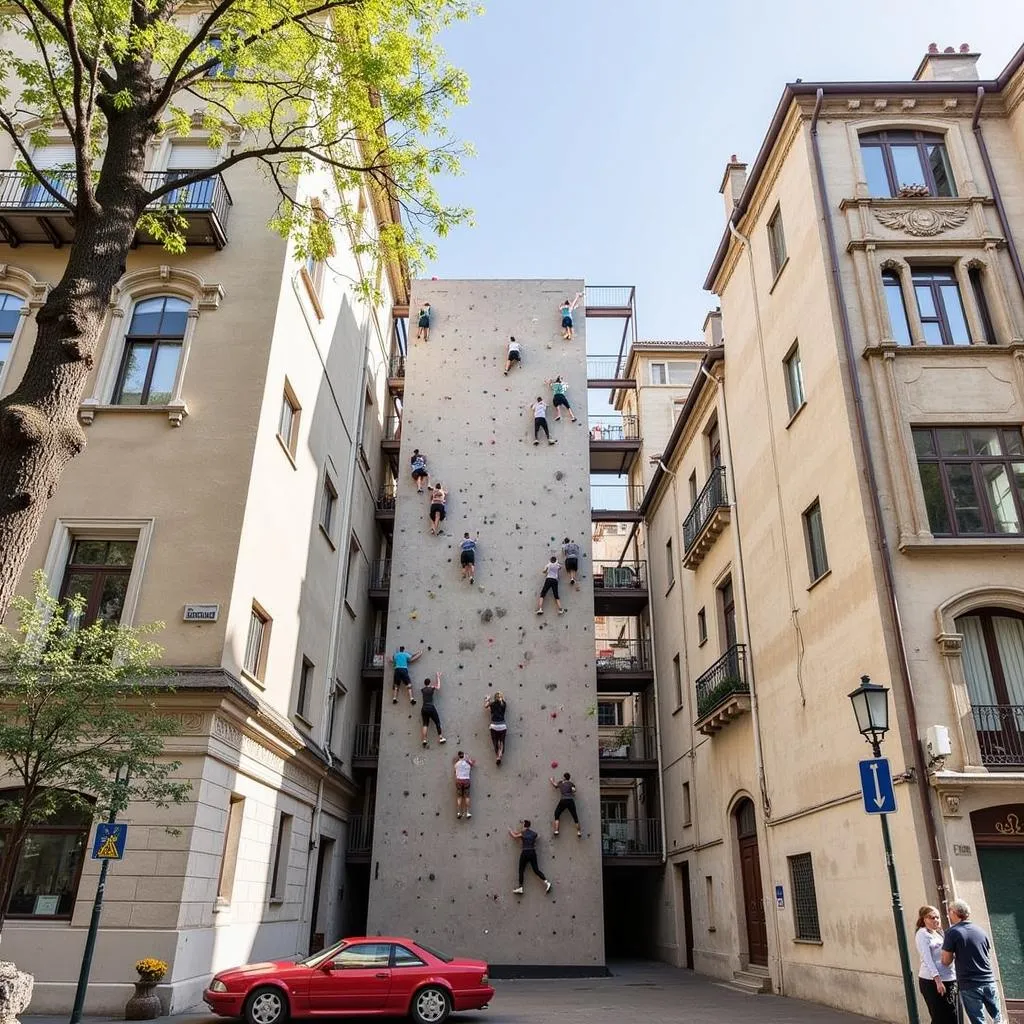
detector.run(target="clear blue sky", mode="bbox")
[428,0,1024,347]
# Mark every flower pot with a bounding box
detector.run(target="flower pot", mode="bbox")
[124,980,162,1021]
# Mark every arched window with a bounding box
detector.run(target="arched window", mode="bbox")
[0,291,25,381]
[860,130,956,198]
[113,296,189,405]
[734,797,757,839]
[0,789,92,919]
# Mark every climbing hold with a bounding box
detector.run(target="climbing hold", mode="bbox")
[551,760,559,769]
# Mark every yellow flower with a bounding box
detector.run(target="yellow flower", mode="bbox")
[135,958,168,981]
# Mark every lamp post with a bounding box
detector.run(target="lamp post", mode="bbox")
[848,675,919,1024]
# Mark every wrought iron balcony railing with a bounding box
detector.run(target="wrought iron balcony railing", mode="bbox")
[376,485,396,511]
[600,817,662,857]
[388,355,406,379]
[141,171,233,224]
[354,723,381,760]
[590,483,644,513]
[589,414,640,442]
[683,466,729,552]
[972,704,1024,767]
[383,416,402,442]
[593,560,647,590]
[586,356,632,381]
[347,815,374,855]
[695,644,749,720]
[370,559,392,591]
[0,169,75,208]
[594,639,653,672]
[598,724,657,761]
[363,636,387,671]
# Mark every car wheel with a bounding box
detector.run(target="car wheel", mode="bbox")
[244,987,289,1024]
[410,985,450,1024]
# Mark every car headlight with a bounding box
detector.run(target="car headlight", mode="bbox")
[209,979,228,993]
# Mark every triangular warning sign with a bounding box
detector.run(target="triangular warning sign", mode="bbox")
[96,833,121,858]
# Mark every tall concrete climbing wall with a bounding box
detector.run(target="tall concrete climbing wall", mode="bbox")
[366,279,605,970]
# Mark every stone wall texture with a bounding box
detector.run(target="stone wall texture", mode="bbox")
[366,279,606,969]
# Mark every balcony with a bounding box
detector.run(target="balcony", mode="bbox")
[593,560,648,615]
[695,644,751,736]
[682,466,730,569]
[598,725,658,776]
[369,559,391,607]
[600,817,662,865]
[374,485,396,532]
[387,355,405,396]
[595,639,653,692]
[362,636,386,681]
[380,417,401,472]
[591,483,644,523]
[0,170,232,248]
[347,815,374,863]
[352,723,381,769]
[972,705,1024,768]
[590,414,641,474]
[587,356,636,392]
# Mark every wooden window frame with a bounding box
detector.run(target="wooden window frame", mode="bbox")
[243,601,272,682]
[672,654,683,708]
[767,205,787,280]
[320,472,338,538]
[697,607,708,646]
[911,267,972,346]
[802,500,830,584]
[278,379,301,460]
[112,296,188,406]
[296,656,314,721]
[968,266,998,345]
[859,129,956,198]
[882,269,913,346]
[665,537,675,590]
[783,342,805,417]
[58,538,138,627]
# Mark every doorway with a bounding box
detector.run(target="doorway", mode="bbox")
[735,798,768,967]
[677,861,694,969]
[308,837,335,952]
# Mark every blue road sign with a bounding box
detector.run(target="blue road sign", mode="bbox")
[92,822,128,859]
[858,758,897,815]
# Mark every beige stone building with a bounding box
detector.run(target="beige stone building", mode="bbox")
[0,99,404,1010]
[636,41,1024,1023]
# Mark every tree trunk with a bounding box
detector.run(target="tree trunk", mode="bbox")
[0,112,153,622]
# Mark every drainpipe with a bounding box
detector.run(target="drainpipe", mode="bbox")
[972,87,1024,305]
[809,87,947,909]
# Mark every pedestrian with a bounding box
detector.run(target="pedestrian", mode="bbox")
[428,482,447,536]
[410,449,429,493]
[550,772,582,837]
[460,532,477,583]
[536,556,566,615]
[559,293,582,341]
[419,672,447,748]
[561,536,582,589]
[391,645,422,705]
[484,691,507,765]
[545,376,577,423]
[504,336,522,375]
[415,302,431,342]
[941,899,1003,1024]
[530,396,556,446]
[509,819,552,895]
[453,751,475,819]
[916,905,958,1024]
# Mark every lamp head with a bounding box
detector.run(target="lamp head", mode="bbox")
[848,674,890,748]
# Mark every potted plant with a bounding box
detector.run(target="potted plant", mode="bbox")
[897,183,930,199]
[125,958,168,1020]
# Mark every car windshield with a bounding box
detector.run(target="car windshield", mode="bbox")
[296,940,348,968]
[415,942,453,963]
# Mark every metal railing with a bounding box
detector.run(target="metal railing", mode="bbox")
[972,705,1024,766]
[593,560,647,590]
[695,644,749,720]
[354,723,381,760]
[594,639,653,672]
[370,559,392,590]
[600,817,662,857]
[683,466,729,551]
[141,171,232,226]
[347,815,374,855]
[598,724,657,761]
[586,356,633,381]
[586,285,635,310]
[590,483,644,512]
[376,485,396,511]
[363,636,387,670]
[388,354,406,379]
[0,169,76,209]
[589,414,640,441]
[383,416,401,441]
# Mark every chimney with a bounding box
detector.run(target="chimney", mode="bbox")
[913,43,980,81]
[703,308,723,349]
[719,155,747,220]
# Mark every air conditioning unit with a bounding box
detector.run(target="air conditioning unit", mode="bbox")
[925,725,952,760]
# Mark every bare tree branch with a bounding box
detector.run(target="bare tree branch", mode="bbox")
[0,109,76,212]
[154,0,239,113]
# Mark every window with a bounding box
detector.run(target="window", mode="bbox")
[331,943,392,969]
[672,654,683,707]
[217,794,245,903]
[665,538,675,589]
[767,205,787,278]
[59,539,137,627]
[913,268,971,346]
[650,361,698,386]
[682,782,692,826]
[205,36,237,78]
[802,501,829,583]
[707,421,721,469]
[783,343,805,416]
[719,578,737,649]
[0,790,90,919]
[688,471,698,505]
[327,681,346,754]
[320,473,338,536]
[882,270,913,346]
[296,657,314,720]
[113,296,188,405]
[278,380,300,458]
[344,536,362,608]
[600,797,628,821]
[164,143,219,207]
[21,143,76,206]
[788,853,821,941]
[705,875,716,930]
[244,603,271,681]
[0,291,25,383]
[270,812,293,900]
[859,130,955,198]
[969,267,997,345]
[913,427,1024,537]
[697,607,708,645]
[392,945,427,968]
[598,701,624,727]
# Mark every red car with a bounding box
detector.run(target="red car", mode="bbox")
[203,936,494,1024]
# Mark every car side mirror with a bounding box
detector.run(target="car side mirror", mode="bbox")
[321,962,337,972]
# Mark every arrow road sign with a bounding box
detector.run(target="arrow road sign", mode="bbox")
[858,758,897,815]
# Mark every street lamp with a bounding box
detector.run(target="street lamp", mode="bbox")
[847,675,919,1024]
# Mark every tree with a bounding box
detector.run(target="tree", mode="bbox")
[0,0,475,618]
[0,574,191,932]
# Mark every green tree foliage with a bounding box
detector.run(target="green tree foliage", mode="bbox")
[0,574,191,931]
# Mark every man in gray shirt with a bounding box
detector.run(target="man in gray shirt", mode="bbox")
[561,537,582,590]
[941,899,1003,1024]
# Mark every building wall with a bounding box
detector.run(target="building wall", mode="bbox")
[366,279,605,968]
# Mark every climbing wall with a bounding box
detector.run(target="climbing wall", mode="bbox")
[366,279,605,970]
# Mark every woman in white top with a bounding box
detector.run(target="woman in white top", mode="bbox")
[504,336,521,376]
[915,904,958,1024]
[530,397,555,446]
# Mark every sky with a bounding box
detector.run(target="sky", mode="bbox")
[426,0,1024,349]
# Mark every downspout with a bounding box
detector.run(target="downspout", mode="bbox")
[809,87,947,908]
[972,87,1024,304]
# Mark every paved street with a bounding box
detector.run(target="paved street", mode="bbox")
[26,961,883,1024]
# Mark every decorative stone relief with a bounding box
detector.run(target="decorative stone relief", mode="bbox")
[213,717,243,747]
[994,811,1024,836]
[940,791,963,818]
[873,207,968,236]
[937,633,964,657]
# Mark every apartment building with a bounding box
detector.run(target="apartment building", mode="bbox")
[638,42,1024,1023]
[0,105,403,1011]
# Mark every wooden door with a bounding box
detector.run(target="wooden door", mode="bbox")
[680,862,695,969]
[736,799,768,967]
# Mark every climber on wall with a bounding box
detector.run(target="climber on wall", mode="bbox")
[536,556,567,615]
[453,750,476,819]
[428,482,447,536]
[550,772,583,838]
[410,449,429,493]
[484,691,507,765]
[561,536,583,590]
[419,672,446,747]
[559,293,582,341]
[415,301,431,342]
[391,645,422,705]
[460,532,477,583]
[509,819,552,895]
[545,376,578,423]
[530,396,556,446]
[504,336,522,375]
